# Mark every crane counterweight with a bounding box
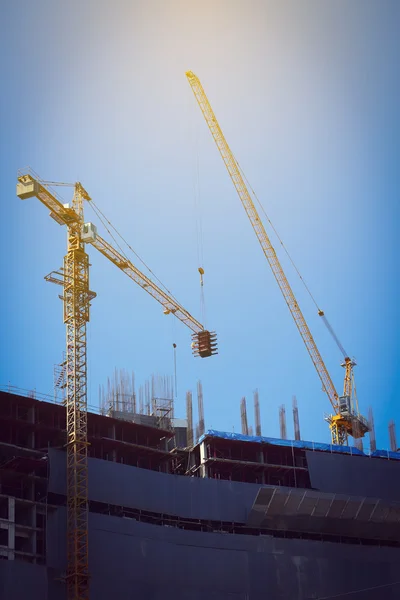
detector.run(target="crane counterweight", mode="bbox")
[16,177,40,199]
[81,222,97,243]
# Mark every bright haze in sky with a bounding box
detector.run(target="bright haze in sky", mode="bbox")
[1,0,399,449]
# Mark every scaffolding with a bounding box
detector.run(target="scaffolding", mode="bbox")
[53,352,67,404]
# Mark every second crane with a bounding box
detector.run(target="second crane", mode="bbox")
[186,70,368,446]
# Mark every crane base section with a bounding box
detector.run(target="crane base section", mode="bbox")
[192,330,218,358]
[327,412,370,446]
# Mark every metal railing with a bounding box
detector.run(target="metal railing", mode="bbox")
[0,384,103,415]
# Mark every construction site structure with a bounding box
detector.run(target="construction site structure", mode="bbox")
[186,391,194,447]
[16,169,217,600]
[292,395,301,441]
[99,368,137,415]
[197,381,205,437]
[368,407,377,452]
[254,390,261,436]
[195,423,200,443]
[99,370,176,433]
[1,387,400,599]
[354,437,364,452]
[389,420,397,452]
[240,397,249,435]
[186,71,369,446]
[279,405,287,440]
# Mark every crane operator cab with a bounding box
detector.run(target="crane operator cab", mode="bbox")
[338,395,352,417]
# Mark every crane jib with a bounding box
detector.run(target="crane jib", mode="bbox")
[16,171,217,355]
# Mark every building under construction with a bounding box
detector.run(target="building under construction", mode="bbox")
[1,387,400,600]
[11,88,382,599]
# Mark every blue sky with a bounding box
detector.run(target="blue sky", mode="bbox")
[1,0,399,450]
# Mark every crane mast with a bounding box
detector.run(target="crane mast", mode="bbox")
[186,71,368,445]
[16,169,217,600]
[17,174,92,598]
[64,183,91,599]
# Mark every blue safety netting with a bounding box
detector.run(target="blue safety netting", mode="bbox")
[198,429,365,456]
[371,449,400,460]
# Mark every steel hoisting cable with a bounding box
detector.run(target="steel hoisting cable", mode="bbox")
[193,126,203,268]
[319,313,348,358]
[236,159,321,312]
[88,200,181,305]
[192,114,207,327]
[89,202,133,261]
[199,270,206,329]
[173,343,177,399]
[234,157,349,357]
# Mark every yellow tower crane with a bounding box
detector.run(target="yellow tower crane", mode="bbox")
[186,71,368,446]
[16,168,217,600]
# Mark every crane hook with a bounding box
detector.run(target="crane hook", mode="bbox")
[198,267,204,286]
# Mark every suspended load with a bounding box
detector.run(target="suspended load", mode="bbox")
[191,330,218,358]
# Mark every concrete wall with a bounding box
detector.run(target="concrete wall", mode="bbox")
[45,507,400,600]
[48,449,260,522]
[38,448,400,599]
[306,450,400,502]
[49,447,400,522]
[0,562,48,600]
